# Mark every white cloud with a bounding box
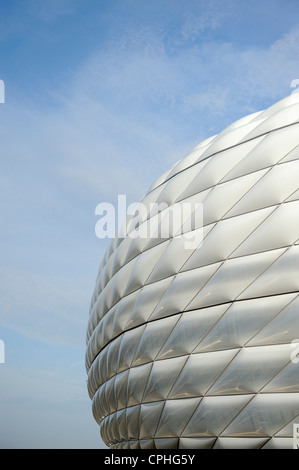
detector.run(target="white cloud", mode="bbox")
[1,2,299,450]
[180,0,236,41]
[69,21,299,119]
[1,16,299,353]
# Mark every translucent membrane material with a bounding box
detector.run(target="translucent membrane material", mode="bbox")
[86,93,299,449]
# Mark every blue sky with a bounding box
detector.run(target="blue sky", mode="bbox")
[0,0,298,449]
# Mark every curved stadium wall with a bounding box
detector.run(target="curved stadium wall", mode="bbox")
[86,93,299,449]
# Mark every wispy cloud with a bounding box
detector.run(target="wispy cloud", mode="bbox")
[1,0,299,450]
[1,18,298,353]
[180,0,237,41]
[65,20,299,131]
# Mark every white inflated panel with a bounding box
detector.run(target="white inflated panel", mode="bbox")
[86,94,299,449]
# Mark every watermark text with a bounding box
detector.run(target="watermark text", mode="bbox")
[95,195,203,249]
[0,79,5,103]
[294,424,299,449]
[291,339,299,364]
[290,79,299,94]
[0,339,5,363]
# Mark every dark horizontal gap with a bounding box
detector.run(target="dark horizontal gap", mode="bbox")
[88,290,299,371]
[96,392,299,433]
[108,434,289,446]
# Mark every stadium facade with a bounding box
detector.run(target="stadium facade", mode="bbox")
[86,93,299,449]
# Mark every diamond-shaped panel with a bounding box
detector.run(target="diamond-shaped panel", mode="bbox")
[86,94,299,449]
